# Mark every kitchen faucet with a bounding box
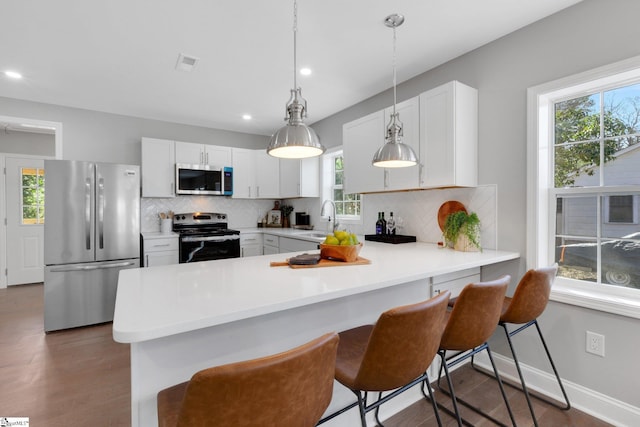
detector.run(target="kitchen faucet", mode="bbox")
[320,200,339,232]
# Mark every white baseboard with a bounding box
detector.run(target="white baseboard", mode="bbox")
[474,352,640,427]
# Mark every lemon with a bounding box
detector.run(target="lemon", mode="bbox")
[324,236,340,245]
[334,230,349,241]
[351,233,359,244]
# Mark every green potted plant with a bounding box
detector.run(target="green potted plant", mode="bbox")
[280,205,294,228]
[443,211,482,252]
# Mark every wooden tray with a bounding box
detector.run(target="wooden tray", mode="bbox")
[437,201,467,231]
[270,256,371,269]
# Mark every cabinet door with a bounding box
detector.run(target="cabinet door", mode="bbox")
[232,148,255,198]
[255,151,280,198]
[279,159,300,198]
[299,157,319,197]
[141,137,175,198]
[205,145,232,167]
[175,141,203,164]
[145,251,179,267]
[383,97,420,191]
[343,111,385,194]
[241,245,263,257]
[419,81,477,188]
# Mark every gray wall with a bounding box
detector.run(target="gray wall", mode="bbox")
[312,0,640,408]
[0,96,269,164]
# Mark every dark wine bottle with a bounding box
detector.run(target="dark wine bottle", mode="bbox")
[375,212,383,235]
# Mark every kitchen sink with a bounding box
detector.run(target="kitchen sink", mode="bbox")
[302,232,329,238]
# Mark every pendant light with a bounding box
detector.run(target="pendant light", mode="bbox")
[267,0,325,159]
[372,14,418,168]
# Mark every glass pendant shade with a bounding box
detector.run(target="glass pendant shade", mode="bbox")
[267,0,325,159]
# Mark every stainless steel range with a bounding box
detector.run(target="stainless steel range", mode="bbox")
[172,212,240,263]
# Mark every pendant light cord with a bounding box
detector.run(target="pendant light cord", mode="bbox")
[293,0,298,91]
[392,24,397,117]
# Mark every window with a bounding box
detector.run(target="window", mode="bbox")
[323,149,361,221]
[528,56,640,318]
[21,167,45,225]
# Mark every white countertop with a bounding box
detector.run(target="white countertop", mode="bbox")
[113,242,518,343]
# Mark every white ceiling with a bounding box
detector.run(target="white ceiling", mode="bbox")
[0,0,582,136]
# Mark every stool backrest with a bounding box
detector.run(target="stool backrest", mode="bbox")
[353,291,451,391]
[440,275,510,351]
[500,264,557,324]
[176,332,339,427]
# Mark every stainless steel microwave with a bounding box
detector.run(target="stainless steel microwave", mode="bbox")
[175,164,233,196]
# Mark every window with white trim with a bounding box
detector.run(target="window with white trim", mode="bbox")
[528,57,640,318]
[323,149,361,221]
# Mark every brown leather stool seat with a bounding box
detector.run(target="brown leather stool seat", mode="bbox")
[319,291,451,427]
[472,264,570,427]
[157,332,339,427]
[436,275,516,427]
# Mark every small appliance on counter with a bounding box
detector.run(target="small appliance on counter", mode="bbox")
[365,234,417,244]
[293,212,313,230]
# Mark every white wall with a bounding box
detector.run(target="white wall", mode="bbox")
[311,0,640,415]
[0,96,269,164]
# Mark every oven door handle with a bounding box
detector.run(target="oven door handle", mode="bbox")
[181,234,240,243]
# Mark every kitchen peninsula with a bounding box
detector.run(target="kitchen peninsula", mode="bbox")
[114,241,519,427]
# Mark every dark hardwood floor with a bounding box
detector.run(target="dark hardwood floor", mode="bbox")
[1,283,611,426]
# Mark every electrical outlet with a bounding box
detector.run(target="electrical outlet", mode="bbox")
[586,331,605,357]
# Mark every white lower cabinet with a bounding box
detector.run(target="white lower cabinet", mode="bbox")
[278,237,319,254]
[142,233,179,267]
[263,234,279,255]
[432,267,480,298]
[240,233,263,257]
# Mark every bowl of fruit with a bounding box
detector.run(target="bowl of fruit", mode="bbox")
[320,230,363,262]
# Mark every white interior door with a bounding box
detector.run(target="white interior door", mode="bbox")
[6,157,45,285]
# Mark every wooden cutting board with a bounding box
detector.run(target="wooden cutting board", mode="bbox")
[270,257,371,268]
[437,201,467,231]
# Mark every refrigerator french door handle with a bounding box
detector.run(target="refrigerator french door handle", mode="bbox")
[85,177,92,250]
[49,261,137,272]
[98,177,105,249]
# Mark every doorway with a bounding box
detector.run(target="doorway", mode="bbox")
[0,115,61,288]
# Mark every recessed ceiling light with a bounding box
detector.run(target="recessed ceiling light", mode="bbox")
[242,114,252,120]
[300,68,312,76]
[4,70,23,79]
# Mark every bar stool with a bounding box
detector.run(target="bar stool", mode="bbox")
[319,291,451,427]
[473,264,570,427]
[156,332,339,427]
[434,275,516,427]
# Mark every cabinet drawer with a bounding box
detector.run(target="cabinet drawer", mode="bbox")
[433,267,480,298]
[263,234,279,247]
[144,237,179,252]
[279,237,319,254]
[240,233,263,245]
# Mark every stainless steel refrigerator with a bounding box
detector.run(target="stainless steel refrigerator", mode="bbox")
[44,160,140,332]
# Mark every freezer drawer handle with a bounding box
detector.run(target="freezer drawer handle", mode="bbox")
[49,261,137,272]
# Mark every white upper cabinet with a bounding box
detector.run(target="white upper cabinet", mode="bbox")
[419,81,477,189]
[231,148,255,199]
[141,137,175,198]
[175,141,232,167]
[343,97,419,194]
[279,157,319,198]
[255,150,280,199]
[343,110,385,194]
[383,97,420,191]
[231,148,280,199]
